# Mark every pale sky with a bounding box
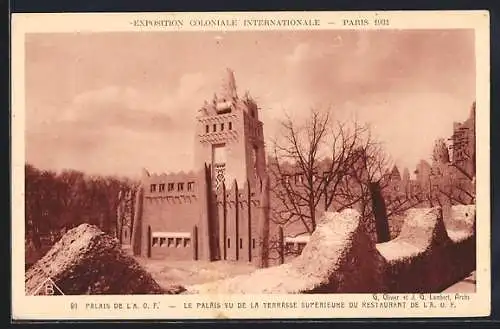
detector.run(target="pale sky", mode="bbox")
[25,30,475,178]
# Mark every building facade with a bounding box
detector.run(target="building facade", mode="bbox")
[131,69,268,264]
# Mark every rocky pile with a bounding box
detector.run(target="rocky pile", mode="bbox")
[25,224,183,295]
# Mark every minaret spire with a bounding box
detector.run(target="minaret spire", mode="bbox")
[219,68,237,101]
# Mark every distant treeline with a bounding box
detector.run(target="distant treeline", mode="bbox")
[25,163,137,251]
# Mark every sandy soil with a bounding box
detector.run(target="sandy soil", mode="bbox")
[133,256,257,288]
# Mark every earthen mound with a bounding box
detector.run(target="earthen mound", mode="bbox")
[25,224,182,295]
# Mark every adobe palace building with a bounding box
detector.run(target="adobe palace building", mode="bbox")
[130,69,268,263]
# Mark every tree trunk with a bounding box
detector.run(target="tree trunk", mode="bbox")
[258,175,271,268]
[368,181,390,243]
[131,186,143,256]
[278,226,285,265]
[116,207,123,244]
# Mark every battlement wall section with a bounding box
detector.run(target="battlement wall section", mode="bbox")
[187,205,476,294]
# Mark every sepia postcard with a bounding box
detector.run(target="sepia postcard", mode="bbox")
[11,10,490,320]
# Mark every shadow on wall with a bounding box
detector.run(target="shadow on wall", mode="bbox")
[186,205,476,294]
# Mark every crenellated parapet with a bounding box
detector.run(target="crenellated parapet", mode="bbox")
[141,169,201,199]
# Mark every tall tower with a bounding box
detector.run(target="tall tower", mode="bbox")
[195,69,266,189]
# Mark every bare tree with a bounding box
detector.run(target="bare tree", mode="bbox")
[268,109,423,243]
[432,101,476,205]
[335,132,423,241]
[429,133,475,206]
[269,110,369,234]
[431,165,475,206]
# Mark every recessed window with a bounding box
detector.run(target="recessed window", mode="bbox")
[159,183,165,192]
[187,182,195,191]
[184,238,191,247]
[160,237,166,247]
[221,123,224,131]
[152,237,159,246]
[239,238,243,249]
[213,124,217,132]
[178,182,184,191]
[205,125,209,133]
[229,122,232,130]
[175,238,182,248]
[150,184,157,192]
[167,183,175,192]
[252,238,256,249]
[227,238,231,249]
[167,238,174,247]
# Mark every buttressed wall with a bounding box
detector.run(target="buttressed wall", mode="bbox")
[186,205,476,294]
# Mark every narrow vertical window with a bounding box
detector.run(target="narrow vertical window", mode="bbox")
[239,238,243,249]
[227,238,231,249]
[205,125,209,133]
[150,184,157,192]
[252,238,256,249]
[229,122,232,130]
[213,124,216,132]
[221,123,224,131]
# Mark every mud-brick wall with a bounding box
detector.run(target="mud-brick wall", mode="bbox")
[140,171,201,260]
[142,196,200,259]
